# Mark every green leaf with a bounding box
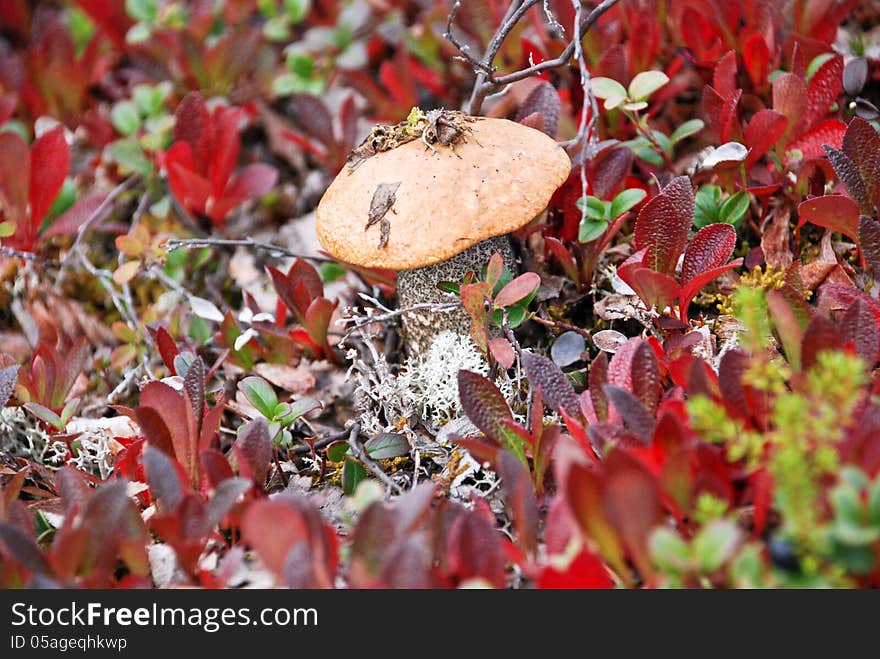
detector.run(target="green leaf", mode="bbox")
[45,178,76,222]
[59,398,79,426]
[24,403,63,430]
[506,305,528,328]
[107,137,153,176]
[576,195,608,220]
[719,191,751,226]
[319,261,346,282]
[364,433,409,460]
[669,119,705,144]
[622,101,649,112]
[263,15,291,41]
[868,478,880,526]
[284,0,311,22]
[694,185,722,228]
[591,77,627,109]
[111,101,142,136]
[125,0,158,24]
[239,376,278,419]
[693,520,741,572]
[342,456,368,495]
[806,53,836,80]
[628,70,669,102]
[578,218,608,243]
[326,440,349,462]
[649,527,691,573]
[610,188,647,219]
[623,137,665,166]
[0,221,15,238]
[132,83,169,117]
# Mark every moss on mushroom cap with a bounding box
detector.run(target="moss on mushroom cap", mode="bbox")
[315,117,571,270]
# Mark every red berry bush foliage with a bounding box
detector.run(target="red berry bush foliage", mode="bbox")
[1,0,880,589]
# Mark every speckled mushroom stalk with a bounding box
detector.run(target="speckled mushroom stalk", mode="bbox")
[315,115,571,356]
[397,235,514,354]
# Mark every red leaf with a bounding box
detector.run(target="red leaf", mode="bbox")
[604,385,655,442]
[494,272,540,308]
[589,351,610,422]
[618,264,680,311]
[773,73,807,148]
[743,33,769,87]
[744,109,788,168]
[155,327,180,375]
[303,297,336,358]
[713,51,738,100]
[488,338,515,369]
[208,105,242,198]
[41,193,105,238]
[0,131,30,224]
[545,237,579,283]
[634,176,693,276]
[786,118,846,161]
[485,252,504,288]
[679,258,743,321]
[750,468,772,536]
[28,126,70,230]
[796,195,860,244]
[538,549,613,589]
[241,498,313,581]
[681,223,737,285]
[173,92,211,173]
[803,54,843,131]
[142,446,184,513]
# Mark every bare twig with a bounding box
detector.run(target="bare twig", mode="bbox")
[530,314,592,341]
[346,422,403,495]
[164,237,333,263]
[0,246,60,265]
[338,293,461,340]
[452,0,622,115]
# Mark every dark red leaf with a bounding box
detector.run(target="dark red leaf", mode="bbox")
[824,146,869,212]
[842,116,880,212]
[287,94,335,148]
[630,340,661,414]
[142,446,184,513]
[0,131,30,224]
[801,314,842,371]
[233,418,273,486]
[681,223,737,285]
[603,385,655,443]
[173,92,211,172]
[634,176,693,276]
[515,81,561,138]
[41,193,105,238]
[860,216,880,275]
[589,351,609,422]
[842,298,880,368]
[590,146,633,200]
[618,263,680,311]
[446,508,506,588]
[457,370,513,445]
[773,73,807,147]
[497,450,538,557]
[0,522,51,577]
[521,351,580,417]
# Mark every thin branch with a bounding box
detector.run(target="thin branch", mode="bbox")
[338,294,461,340]
[164,237,333,263]
[460,0,622,115]
[0,246,60,265]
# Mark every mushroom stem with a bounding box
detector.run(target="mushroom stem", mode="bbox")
[397,235,515,355]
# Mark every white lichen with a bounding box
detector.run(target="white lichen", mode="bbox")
[346,330,515,438]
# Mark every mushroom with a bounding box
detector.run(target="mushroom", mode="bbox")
[316,116,570,354]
